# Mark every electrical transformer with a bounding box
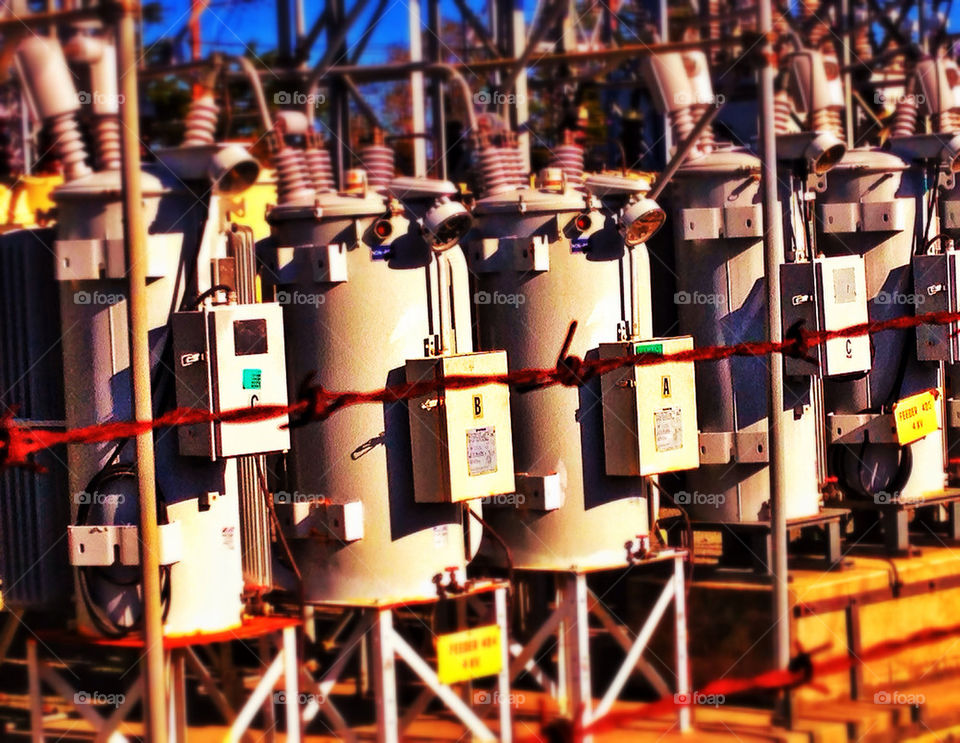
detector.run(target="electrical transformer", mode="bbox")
[667,149,823,522]
[15,34,270,636]
[468,156,688,570]
[264,164,499,604]
[816,148,945,501]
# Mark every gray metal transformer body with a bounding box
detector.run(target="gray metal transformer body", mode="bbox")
[817,149,945,500]
[264,193,470,605]
[54,169,245,635]
[668,149,821,522]
[468,186,651,571]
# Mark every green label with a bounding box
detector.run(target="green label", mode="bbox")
[242,369,262,390]
[635,342,663,355]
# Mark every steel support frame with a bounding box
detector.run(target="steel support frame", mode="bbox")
[301,585,512,743]
[508,553,690,740]
[26,625,299,743]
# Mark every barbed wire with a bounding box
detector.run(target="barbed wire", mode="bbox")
[3,308,960,471]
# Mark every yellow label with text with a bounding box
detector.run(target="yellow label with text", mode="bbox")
[893,389,940,446]
[436,624,502,684]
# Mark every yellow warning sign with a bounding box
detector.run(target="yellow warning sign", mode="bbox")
[893,389,941,446]
[436,624,502,684]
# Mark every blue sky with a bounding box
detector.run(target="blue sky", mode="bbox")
[143,0,960,70]
[143,0,498,66]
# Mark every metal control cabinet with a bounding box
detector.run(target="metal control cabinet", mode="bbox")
[172,303,290,459]
[914,251,960,363]
[599,337,699,476]
[406,351,515,503]
[781,255,871,377]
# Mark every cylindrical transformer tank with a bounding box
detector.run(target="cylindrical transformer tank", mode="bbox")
[54,170,245,636]
[817,149,945,500]
[468,182,652,570]
[668,149,821,522]
[264,188,471,604]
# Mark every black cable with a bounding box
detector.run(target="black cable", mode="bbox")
[186,283,233,310]
[76,464,171,638]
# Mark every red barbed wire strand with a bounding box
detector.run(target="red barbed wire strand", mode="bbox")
[507,617,960,742]
[3,308,960,471]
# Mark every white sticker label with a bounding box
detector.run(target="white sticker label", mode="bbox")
[654,408,683,452]
[433,524,448,548]
[466,426,497,476]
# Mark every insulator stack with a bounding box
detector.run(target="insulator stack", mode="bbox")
[707,0,722,63]
[550,131,585,185]
[691,103,718,152]
[305,147,336,193]
[93,116,121,171]
[479,145,517,196]
[773,90,796,134]
[943,111,960,133]
[273,147,315,204]
[183,95,219,146]
[891,95,919,138]
[854,25,872,61]
[49,113,91,181]
[360,143,396,190]
[507,146,527,187]
[668,106,697,146]
[812,107,845,140]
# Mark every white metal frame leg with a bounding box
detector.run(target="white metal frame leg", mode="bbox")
[371,608,399,743]
[674,555,691,732]
[558,573,592,739]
